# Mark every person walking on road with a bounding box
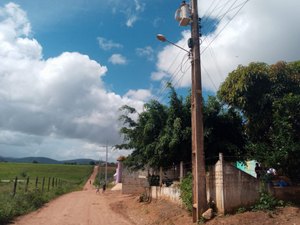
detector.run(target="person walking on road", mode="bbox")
[102,183,106,193]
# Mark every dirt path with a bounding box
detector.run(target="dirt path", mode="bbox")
[12,166,300,225]
[13,166,133,225]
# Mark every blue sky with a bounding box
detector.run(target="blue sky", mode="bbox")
[0,0,299,161]
[8,0,189,96]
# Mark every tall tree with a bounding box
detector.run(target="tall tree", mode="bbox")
[218,60,300,181]
[116,100,168,170]
[117,87,246,171]
[203,96,246,165]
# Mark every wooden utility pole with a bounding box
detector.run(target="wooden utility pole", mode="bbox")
[157,0,207,221]
[190,0,207,222]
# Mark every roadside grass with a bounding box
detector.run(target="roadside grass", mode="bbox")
[0,163,94,224]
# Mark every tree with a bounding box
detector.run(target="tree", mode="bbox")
[270,93,300,181]
[117,86,246,171]
[218,60,300,181]
[116,100,168,170]
[159,85,191,165]
[217,62,272,142]
[203,96,246,165]
[89,161,96,165]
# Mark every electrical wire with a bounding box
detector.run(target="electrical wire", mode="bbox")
[201,63,218,92]
[201,0,224,25]
[201,0,240,45]
[201,0,249,55]
[208,46,225,80]
[156,51,186,100]
[154,53,190,102]
[156,55,191,103]
[153,0,250,104]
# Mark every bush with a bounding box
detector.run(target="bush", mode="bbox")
[180,173,193,212]
[252,192,284,211]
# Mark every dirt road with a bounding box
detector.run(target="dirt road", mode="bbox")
[13,166,133,225]
[13,166,300,225]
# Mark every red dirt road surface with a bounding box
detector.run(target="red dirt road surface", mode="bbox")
[12,166,300,225]
[13,166,133,225]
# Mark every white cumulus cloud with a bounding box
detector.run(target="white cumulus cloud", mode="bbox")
[154,0,300,92]
[108,53,127,65]
[0,3,144,161]
[124,89,152,101]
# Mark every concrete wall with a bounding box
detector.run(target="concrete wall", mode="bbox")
[271,186,300,205]
[116,160,123,183]
[151,184,182,205]
[122,169,149,194]
[207,153,260,214]
[122,155,260,214]
[223,164,260,212]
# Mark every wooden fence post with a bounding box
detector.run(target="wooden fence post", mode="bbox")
[42,177,45,192]
[52,177,55,188]
[25,177,29,192]
[13,176,18,197]
[48,177,51,191]
[35,177,39,191]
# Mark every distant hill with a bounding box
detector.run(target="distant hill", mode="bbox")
[0,156,99,165]
[1,157,60,164]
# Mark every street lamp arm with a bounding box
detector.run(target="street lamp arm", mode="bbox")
[156,34,190,53]
[165,39,190,53]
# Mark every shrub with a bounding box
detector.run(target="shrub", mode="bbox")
[180,173,193,212]
[252,192,284,211]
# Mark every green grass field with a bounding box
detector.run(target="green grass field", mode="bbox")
[0,163,94,224]
[0,163,93,184]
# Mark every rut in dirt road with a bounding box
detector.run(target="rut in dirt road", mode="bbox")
[13,166,134,225]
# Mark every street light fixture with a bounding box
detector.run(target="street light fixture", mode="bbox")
[156,34,190,54]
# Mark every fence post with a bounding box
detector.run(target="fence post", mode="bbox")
[52,177,55,188]
[180,161,184,182]
[35,177,39,191]
[48,177,51,191]
[55,178,58,187]
[42,177,45,192]
[25,177,29,192]
[13,176,18,197]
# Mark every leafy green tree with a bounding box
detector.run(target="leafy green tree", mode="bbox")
[203,96,246,165]
[159,85,191,165]
[218,60,300,181]
[117,86,246,171]
[270,93,300,180]
[218,62,272,142]
[116,100,168,170]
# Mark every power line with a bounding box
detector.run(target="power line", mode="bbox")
[201,0,250,55]
[154,0,250,104]
[208,46,225,80]
[155,53,190,102]
[201,63,218,92]
[201,0,240,45]
[201,0,222,21]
